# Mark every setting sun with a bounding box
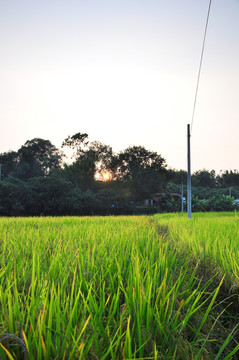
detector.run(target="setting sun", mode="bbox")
[102,171,111,181]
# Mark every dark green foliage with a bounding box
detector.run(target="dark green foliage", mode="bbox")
[0,177,31,215]
[16,138,62,179]
[109,146,167,201]
[192,194,236,212]
[62,132,89,151]
[192,169,216,187]
[0,151,18,180]
[217,170,239,187]
[112,145,166,180]
[0,134,239,215]
[0,138,62,181]
[63,154,96,190]
[167,169,187,184]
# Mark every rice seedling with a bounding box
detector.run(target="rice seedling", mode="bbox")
[156,212,239,286]
[0,214,238,359]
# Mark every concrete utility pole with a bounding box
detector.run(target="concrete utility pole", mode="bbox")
[187,125,192,218]
[181,182,184,213]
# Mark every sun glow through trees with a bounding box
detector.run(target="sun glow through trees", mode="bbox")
[102,171,111,181]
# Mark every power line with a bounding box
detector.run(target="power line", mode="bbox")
[191,0,212,133]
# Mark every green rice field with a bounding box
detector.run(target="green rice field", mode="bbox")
[0,213,238,359]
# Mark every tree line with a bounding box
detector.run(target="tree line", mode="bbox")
[0,133,238,215]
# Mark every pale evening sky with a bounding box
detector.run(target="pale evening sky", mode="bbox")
[0,0,238,172]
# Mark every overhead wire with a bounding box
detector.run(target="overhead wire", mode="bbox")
[191,0,212,133]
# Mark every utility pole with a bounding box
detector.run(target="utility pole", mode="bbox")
[0,163,2,184]
[187,124,192,218]
[181,182,184,213]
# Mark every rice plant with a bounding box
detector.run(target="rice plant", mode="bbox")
[0,214,238,359]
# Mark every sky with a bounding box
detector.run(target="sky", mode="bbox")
[0,0,239,173]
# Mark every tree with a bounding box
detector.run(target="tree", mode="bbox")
[26,176,73,215]
[15,138,62,180]
[217,170,239,188]
[62,132,89,159]
[110,146,167,200]
[62,153,96,190]
[88,141,113,177]
[62,133,114,188]
[192,169,216,188]
[112,146,166,181]
[0,151,18,180]
[0,177,32,215]
[167,169,187,184]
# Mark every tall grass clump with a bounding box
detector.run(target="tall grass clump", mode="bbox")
[0,215,238,359]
